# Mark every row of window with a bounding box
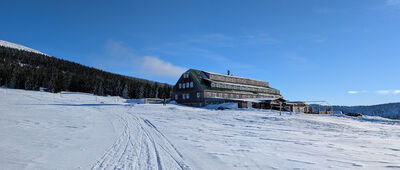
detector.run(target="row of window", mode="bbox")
[205,92,273,99]
[209,74,268,87]
[211,82,279,94]
[178,82,194,89]
[175,92,201,100]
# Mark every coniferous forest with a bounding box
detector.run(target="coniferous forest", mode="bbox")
[0,46,172,99]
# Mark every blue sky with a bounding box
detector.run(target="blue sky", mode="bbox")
[1,0,400,105]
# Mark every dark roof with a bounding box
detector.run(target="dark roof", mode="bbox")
[187,69,282,97]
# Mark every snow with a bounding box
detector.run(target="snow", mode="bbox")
[0,40,48,56]
[334,103,400,119]
[1,88,400,169]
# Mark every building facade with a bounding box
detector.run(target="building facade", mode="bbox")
[172,69,283,107]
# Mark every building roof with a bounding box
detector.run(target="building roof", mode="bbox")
[203,70,268,83]
[187,69,282,97]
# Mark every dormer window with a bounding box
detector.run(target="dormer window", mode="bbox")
[183,73,189,78]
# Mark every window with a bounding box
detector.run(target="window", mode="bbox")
[228,85,231,89]
[179,83,182,89]
[175,94,178,100]
[211,82,215,87]
[183,73,189,78]
[230,94,233,98]
[190,82,194,88]
[197,92,200,98]
[218,93,222,97]
[212,93,216,98]
[224,94,228,98]
[207,92,211,97]
[186,93,190,99]
[222,84,225,88]
[186,82,189,88]
[236,94,239,99]
[182,94,185,100]
[182,83,186,88]
[216,83,220,88]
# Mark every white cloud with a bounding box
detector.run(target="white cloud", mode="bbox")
[347,90,360,94]
[348,90,400,95]
[376,90,390,95]
[98,40,186,79]
[375,90,400,95]
[140,56,186,78]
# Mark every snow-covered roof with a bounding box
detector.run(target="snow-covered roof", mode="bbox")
[0,40,48,56]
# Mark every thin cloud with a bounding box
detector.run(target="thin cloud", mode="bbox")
[347,90,400,95]
[347,90,368,94]
[386,0,400,7]
[376,90,390,95]
[347,90,360,94]
[140,56,186,78]
[98,39,186,79]
[376,89,400,95]
[105,40,134,58]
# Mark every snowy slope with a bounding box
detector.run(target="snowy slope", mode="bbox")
[1,88,400,169]
[0,40,48,56]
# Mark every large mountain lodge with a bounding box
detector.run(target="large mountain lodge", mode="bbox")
[172,69,283,107]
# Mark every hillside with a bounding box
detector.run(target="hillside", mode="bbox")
[333,103,400,119]
[0,40,172,99]
[1,88,400,169]
[0,40,48,56]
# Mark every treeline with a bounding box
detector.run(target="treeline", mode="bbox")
[0,46,172,99]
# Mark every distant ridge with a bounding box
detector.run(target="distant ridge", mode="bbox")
[333,102,400,119]
[0,40,48,56]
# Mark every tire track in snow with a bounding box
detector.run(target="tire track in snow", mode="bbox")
[91,108,190,170]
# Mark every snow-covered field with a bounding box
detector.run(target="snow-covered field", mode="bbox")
[1,88,400,169]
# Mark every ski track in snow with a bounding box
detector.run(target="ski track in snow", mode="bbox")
[91,108,190,170]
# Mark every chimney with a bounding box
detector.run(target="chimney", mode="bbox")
[227,70,230,76]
